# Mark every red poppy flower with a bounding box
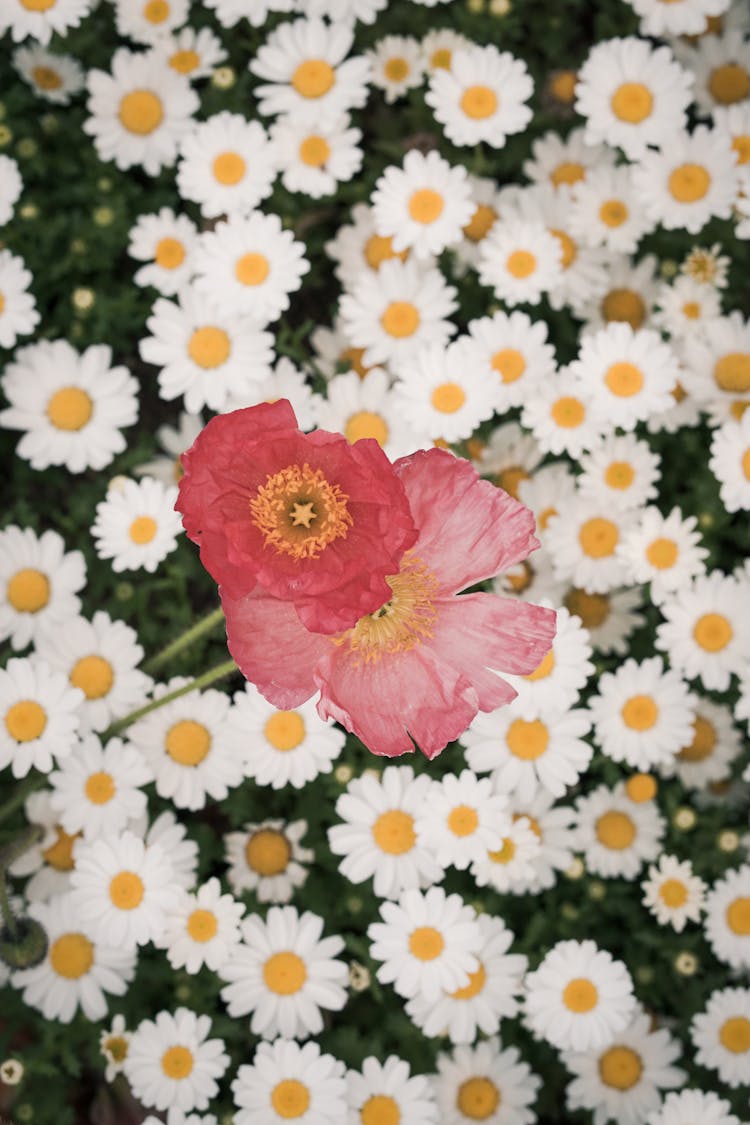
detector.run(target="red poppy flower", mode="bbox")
[176,400,418,633]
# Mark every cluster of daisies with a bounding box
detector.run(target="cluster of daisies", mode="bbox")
[2,0,750,1122]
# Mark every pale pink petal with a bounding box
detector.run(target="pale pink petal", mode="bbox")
[426,594,557,679]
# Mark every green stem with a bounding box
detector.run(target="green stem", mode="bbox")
[0,870,17,938]
[0,774,45,827]
[143,606,226,675]
[103,659,239,740]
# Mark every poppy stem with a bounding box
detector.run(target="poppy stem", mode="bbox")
[102,659,239,740]
[143,605,226,675]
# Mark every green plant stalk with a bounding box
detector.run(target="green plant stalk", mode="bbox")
[103,659,239,739]
[0,869,17,938]
[0,774,46,827]
[143,605,226,675]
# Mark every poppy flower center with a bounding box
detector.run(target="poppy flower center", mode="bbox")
[336,554,438,663]
[245,828,292,874]
[457,1076,500,1119]
[250,463,352,561]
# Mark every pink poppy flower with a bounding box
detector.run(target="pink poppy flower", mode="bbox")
[176,400,417,634]
[222,448,556,758]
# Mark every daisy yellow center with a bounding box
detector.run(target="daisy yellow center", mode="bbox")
[621,694,658,731]
[21,0,56,9]
[335,553,439,665]
[659,878,688,907]
[7,568,50,613]
[646,537,678,570]
[431,382,466,413]
[84,771,116,805]
[170,49,200,74]
[460,85,498,119]
[341,346,370,377]
[129,516,157,545]
[491,348,525,384]
[742,449,750,480]
[605,461,635,490]
[143,0,169,21]
[457,1077,500,1119]
[292,59,335,99]
[384,56,409,81]
[235,252,270,286]
[70,655,114,700]
[263,951,307,994]
[668,164,711,203]
[731,401,750,420]
[506,718,549,760]
[525,649,555,681]
[155,237,185,269]
[447,805,479,837]
[372,810,415,855]
[601,288,646,329]
[693,612,733,652]
[109,871,144,910]
[506,249,536,279]
[604,361,643,397]
[551,395,585,428]
[683,301,701,319]
[610,82,654,123]
[118,90,164,135]
[463,204,497,242]
[31,65,63,90]
[250,462,352,561]
[5,700,46,742]
[264,711,306,751]
[408,188,444,224]
[551,161,585,187]
[360,1094,401,1125]
[538,506,557,530]
[272,1080,310,1119]
[732,135,750,164]
[381,301,420,338]
[245,828,292,875]
[165,719,212,765]
[49,933,94,980]
[495,465,529,499]
[551,228,576,269]
[161,1046,194,1080]
[714,353,750,393]
[431,48,452,69]
[345,411,389,446]
[709,63,750,105]
[563,977,599,1012]
[46,387,93,431]
[579,517,618,558]
[188,325,231,369]
[299,135,330,166]
[213,151,246,185]
[565,588,610,628]
[726,897,750,935]
[720,1017,750,1053]
[506,561,533,593]
[488,837,516,863]
[103,1035,129,1062]
[445,963,486,1002]
[42,826,79,871]
[625,773,657,802]
[598,1046,642,1090]
[679,715,716,762]
[186,908,218,942]
[599,199,629,227]
[408,925,444,961]
[364,234,407,269]
[596,810,636,850]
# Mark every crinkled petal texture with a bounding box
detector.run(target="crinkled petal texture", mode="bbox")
[177,400,417,633]
[224,447,556,759]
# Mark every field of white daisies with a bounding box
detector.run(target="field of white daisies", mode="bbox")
[2,0,750,1122]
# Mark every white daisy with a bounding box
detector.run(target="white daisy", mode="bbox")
[231,1039,347,1125]
[91,476,182,573]
[682,28,750,114]
[313,368,418,460]
[574,783,665,880]
[426,44,533,147]
[433,1037,540,1125]
[545,497,636,594]
[713,102,750,193]
[304,0,389,23]
[347,1055,437,1124]
[158,877,244,974]
[625,0,731,38]
[710,414,750,511]
[454,175,505,271]
[143,809,199,891]
[642,854,706,932]
[13,44,85,103]
[124,1008,229,1114]
[391,337,499,443]
[225,818,313,904]
[692,986,750,1087]
[415,770,510,873]
[0,525,86,652]
[652,276,722,340]
[577,434,660,514]
[371,149,473,261]
[678,312,750,424]
[509,790,577,892]
[656,570,750,691]
[7,788,81,903]
[520,371,603,459]
[579,253,660,335]
[367,35,424,103]
[128,207,198,296]
[469,815,542,894]
[153,26,228,81]
[205,0,295,28]
[669,699,743,789]
[502,603,594,717]
[323,202,410,291]
[100,1014,132,1082]
[632,125,738,235]
[270,114,362,199]
[0,248,40,349]
[569,165,655,255]
[49,734,152,840]
[224,355,319,430]
[113,0,188,43]
[478,217,563,306]
[562,585,646,656]
[177,112,276,218]
[517,463,577,542]
[473,420,545,499]
[617,506,708,604]
[421,29,472,74]
[0,0,92,45]
[0,155,22,226]
[0,657,82,779]
[646,1089,740,1125]
[704,864,750,970]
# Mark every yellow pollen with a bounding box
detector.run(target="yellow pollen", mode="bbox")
[84,771,116,805]
[345,411,389,446]
[579,517,619,558]
[299,135,331,167]
[669,164,711,203]
[599,1046,643,1090]
[128,516,157,545]
[372,810,415,855]
[550,395,585,428]
[506,561,533,593]
[488,837,516,864]
[103,1035,128,1062]
[31,65,63,90]
[621,694,658,731]
[742,448,750,481]
[143,0,170,22]
[683,301,701,319]
[49,933,94,980]
[447,804,479,837]
[610,81,654,123]
[551,161,585,187]
[564,588,610,628]
[646,537,679,570]
[21,0,56,9]
[360,1093,401,1125]
[7,568,50,613]
[659,878,688,907]
[42,826,79,872]
[604,461,635,490]
[708,63,750,105]
[596,810,636,850]
[679,715,716,762]
[384,56,409,82]
[264,710,306,751]
[118,90,164,135]
[186,908,218,943]
[525,649,555,681]
[212,151,246,185]
[381,300,420,338]
[495,465,529,500]
[451,962,487,1000]
[731,401,750,421]
[538,506,557,530]
[245,828,292,875]
[46,387,93,431]
[335,554,438,665]
[291,59,335,98]
[726,897,750,935]
[161,1045,194,1080]
[109,871,144,910]
[563,977,599,1013]
[506,249,536,279]
[5,700,46,742]
[250,462,352,560]
[70,655,114,700]
[720,1017,750,1053]
[363,234,407,269]
[732,134,750,164]
[604,361,643,397]
[408,188,444,224]
[165,720,212,766]
[625,773,657,802]
[549,70,577,103]
[460,85,499,119]
[235,252,270,286]
[693,612,733,653]
[431,382,466,413]
[551,228,577,269]
[264,951,307,994]
[431,48,452,70]
[492,347,525,384]
[457,1076,500,1119]
[169,49,200,74]
[340,347,371,378]
[506,718,549,760]
[463,204,497,242]
[714,353,750,393]
[408,926,444,961]
[599,199,629,227]
[272,1079,310,1119]
[154,237,185,269]
[601,288,646,329]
